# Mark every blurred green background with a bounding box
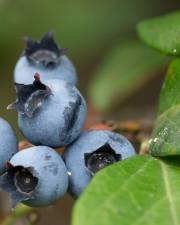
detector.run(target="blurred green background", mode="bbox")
[0,0,179,225]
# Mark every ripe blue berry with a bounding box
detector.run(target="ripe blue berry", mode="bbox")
[63,130,136,197]
[8,74,87,147]
[0,118,18,175]
[14,32,77,86]
[0,146,68,207]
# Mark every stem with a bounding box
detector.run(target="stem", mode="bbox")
[1,204,34,225]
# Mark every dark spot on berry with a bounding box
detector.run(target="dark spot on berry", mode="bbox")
[54,184,60,196]
[108,132,124,144]
[65,95,82,131]
[43,164,58,176]
[45,154,52,161]
[60,94,82,142]
[53,167,58,176]
[84,143,121,175]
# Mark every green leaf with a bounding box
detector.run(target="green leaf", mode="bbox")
[88,39,166,112]
[72,155,180,225]
[150,105,180,156]
[158,59,180,114]
[150,59,180,156]
[137,11,180,56]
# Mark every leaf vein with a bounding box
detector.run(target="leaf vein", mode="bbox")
[160,161,179,225]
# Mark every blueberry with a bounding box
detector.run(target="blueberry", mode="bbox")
[8,74,87,147]
[63,130,136,197]
[0,118,18,175]
[14,32,77,86]
[0,146,69,207]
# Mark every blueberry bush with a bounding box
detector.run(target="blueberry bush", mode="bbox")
[1,7,180,225]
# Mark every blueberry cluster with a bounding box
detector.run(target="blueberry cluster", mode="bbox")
[0,32,136,208]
